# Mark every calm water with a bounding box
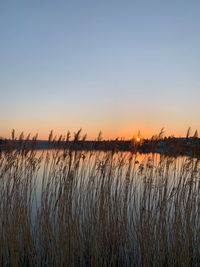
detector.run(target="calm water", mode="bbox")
[1,149,199,214]
[32,149,199,207]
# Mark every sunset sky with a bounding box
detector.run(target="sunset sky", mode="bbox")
[0,1,199,140]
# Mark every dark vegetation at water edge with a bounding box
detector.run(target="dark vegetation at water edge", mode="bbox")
[1,129,200,157]
[0,130,199,266]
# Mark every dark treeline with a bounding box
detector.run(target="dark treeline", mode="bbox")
[0,136,200,157]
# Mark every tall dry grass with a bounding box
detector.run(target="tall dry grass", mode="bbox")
[0,132,199,266]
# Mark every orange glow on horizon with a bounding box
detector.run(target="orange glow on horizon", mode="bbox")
[1,127,196,141]
[1,122,199,141]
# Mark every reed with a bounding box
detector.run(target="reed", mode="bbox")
[0,132,199,266]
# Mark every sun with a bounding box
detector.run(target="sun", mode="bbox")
[136,137,141,142]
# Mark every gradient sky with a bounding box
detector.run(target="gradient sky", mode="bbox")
[0,1,200,140]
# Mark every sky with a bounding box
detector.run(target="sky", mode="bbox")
[0,1,200,140]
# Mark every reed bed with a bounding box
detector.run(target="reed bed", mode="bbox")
[0,135,199,266]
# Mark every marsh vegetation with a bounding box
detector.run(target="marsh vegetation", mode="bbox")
[0,133,199,266]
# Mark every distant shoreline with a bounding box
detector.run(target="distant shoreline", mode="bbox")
[0,137,200,157]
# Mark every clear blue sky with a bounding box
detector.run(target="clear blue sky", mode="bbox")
[0,1,199,139]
